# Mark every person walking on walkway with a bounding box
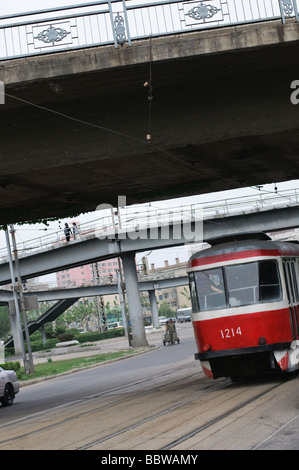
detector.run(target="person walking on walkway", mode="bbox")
[64,223,71,242]
[72,222,80,239]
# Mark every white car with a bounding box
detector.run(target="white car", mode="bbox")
[159,316,168,326]
[0,366,20,406]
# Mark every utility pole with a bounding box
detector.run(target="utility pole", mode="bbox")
[9,225,34,374]
[92,262,108,332]
[117,259,131,346]
[5,227,26,365]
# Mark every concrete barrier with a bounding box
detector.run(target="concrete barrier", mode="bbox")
[55,340,79,348]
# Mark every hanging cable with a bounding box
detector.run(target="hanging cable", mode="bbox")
[4,88,237,189]
[144,35,153,142]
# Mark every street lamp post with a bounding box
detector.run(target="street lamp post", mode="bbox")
[8,225,34,374]
[4,227,26,366]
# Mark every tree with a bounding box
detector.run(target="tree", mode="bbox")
[27,302,52,322]
[63,300,95,325]
[105,300,121,322]
[158,303,173,317]
[0,307,10,340]
[180,286,190,301]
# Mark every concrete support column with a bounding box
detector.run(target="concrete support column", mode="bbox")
[148,290,159,328]
[41,325,47,346]
[8,307,24,356]
[121,252,148,347]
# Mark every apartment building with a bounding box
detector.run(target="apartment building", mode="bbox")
[56,259,120,288]
[139,257,191,313]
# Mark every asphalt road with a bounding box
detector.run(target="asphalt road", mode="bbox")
[0,324,298,450]
[0,324,198,424]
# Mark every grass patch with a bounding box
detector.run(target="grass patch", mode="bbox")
[19,350,139,381]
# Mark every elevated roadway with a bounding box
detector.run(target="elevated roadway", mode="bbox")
[1,11,299,223]
[1,275,189,303]
[0,204,299,284]
[3,275,189,347]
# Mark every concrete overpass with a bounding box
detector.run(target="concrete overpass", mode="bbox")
[3,276,189,348]
[1,204,299,284]
[0,275,190,304]
[1,2,299,224]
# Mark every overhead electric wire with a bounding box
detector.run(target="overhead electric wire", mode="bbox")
[2,90,296,204]
[2,90,238,189]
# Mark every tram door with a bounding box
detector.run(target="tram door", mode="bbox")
[282,259,299,340]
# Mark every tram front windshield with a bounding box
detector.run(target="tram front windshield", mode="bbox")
[189,260,281,312]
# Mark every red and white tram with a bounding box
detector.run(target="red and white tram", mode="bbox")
[187,232,299,380]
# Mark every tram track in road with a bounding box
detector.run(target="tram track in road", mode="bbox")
[162,380,285,450]
[0,366,296,450]
[0,365,207,449]
[0,367,232,450]
[78,375,297,451]
[0,359,199,431]
[0,366,197,430]
[77,380,231,450]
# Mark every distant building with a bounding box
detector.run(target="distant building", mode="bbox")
[139,257,191,313]
[56,260,120,288]
[56,219,120,288]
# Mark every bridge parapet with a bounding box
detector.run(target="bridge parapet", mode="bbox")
[0,0,298,60]
[0,186,298,259]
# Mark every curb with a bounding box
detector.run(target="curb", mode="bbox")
[19,345,159,387]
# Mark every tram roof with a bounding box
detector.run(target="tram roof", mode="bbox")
[187,232,299,269]
[206,231,271,245]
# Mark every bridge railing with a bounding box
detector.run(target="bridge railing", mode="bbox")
[0,0,298,60]
[0,187,298,259]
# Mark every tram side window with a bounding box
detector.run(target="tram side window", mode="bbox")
[291,263,299,301]
[194,268,226,311]
[189,273,199,313]
[259,260,281,302]
[225,262,258,306]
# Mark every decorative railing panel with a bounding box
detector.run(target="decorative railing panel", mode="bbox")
[0,0,298,60]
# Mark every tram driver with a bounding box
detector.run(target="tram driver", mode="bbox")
[196,270,226,310]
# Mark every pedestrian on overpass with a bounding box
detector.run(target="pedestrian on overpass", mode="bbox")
[72,222,80,239]
[64,223,71,242]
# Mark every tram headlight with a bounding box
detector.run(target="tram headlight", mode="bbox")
[203,344,211,352]
[258,337,267,345]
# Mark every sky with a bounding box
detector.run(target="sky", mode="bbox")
[1,1,90,14]
[0,0,152,15]
[1,1,298,281]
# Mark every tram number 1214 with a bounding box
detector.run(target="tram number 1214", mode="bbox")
[220,327,242,339]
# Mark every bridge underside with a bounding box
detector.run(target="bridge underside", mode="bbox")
[1,22,299,224]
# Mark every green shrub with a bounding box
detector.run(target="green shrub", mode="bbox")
[4,328,125,356]
[28,338,57,352]
[66,328,81,336]
[0,361,21,373]
[57,333,75,342]
[74,328,125,343]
